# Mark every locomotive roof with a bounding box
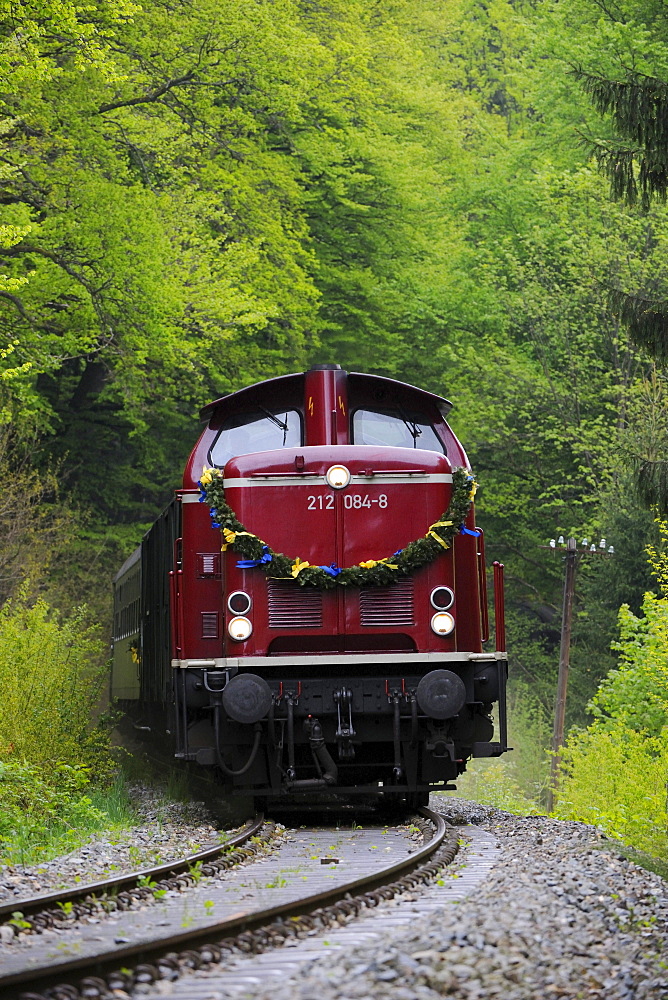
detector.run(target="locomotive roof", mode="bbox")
[199,369,453,421]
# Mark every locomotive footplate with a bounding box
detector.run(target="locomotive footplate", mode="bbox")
[172,658,507,800]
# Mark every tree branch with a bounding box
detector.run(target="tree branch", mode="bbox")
[0,290,32,322]
[97,70,196,114]
[0,244,95,291]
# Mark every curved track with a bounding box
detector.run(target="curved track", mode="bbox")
[0,815,267,933]
[0,809,458,1000]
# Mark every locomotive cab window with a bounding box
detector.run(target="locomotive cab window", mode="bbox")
[352,407,445,453]
[208,407,303,468]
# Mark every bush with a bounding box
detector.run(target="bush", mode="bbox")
[504,680,552,803]
[451,682,550,814]
[0,760,106,859]
[0,760,138,864]
[0,594,117,862]
[556,592,668,859]
[0,595,110,776]
[451,758,545,815]
[593,595,668,736]
[0,430,77,606]
[557,723,668,859]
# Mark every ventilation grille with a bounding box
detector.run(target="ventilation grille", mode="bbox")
[360,579,414,626]
[201,612,219,638]
[197,552,221,578]
[267,581,323,628]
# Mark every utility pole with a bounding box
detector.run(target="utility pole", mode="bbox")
[547,537,577,813]
[544,534,614,813]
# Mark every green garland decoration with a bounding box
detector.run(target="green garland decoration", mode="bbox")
[198,466,478,589]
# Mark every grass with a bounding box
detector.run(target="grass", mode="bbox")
[446,758,546,816]
[606,844,668,882]
[0,770,140,868]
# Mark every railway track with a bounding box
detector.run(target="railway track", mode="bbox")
[0,815,268,932]
[0,808,459,1000]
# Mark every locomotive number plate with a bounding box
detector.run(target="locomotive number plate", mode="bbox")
[307,493,388,509]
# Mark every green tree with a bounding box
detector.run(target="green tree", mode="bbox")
[545,0,668,510]
[557,591,668,857]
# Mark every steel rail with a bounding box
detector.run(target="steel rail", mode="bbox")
[0,808,453,1000]
[0,814,265,926]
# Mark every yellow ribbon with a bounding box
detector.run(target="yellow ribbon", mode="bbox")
[428,532,451,550]
[427,519,453,551]
[291,558,310,577]
[359,557,399,570]
[200,465,219,488]
[221,529,257,552]
[468,477,478,500]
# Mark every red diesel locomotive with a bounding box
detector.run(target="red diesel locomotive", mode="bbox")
[112,365,508,809]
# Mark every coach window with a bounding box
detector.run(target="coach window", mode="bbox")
[208,408,303,467]
[352,407,445,453]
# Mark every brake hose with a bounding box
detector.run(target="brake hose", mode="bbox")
[214,705,262,777]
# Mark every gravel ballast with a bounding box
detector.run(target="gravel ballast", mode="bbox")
[2,793,667,998]
[264,797,668,1000]
[164,797,668,1000]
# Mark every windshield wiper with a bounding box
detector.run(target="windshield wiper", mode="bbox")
[397,404,422,447]
[260,406,290,445]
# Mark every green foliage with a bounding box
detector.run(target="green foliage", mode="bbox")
[449,760,545,816]
[0,594,130,862]
[557,592,668,857]
[0,429,78,604]
[545,0,668,512]
[557,725,668,859]
[454,679,551,811]
[0,594,110,773]
[560,0,668,210]
[593,595,668,736]
[0,759,104,859]
[0,766,137,865]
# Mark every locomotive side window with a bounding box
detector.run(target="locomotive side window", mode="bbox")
[352,407,445,453]
[208,408,303,467]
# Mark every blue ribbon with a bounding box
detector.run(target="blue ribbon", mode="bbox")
[237,546,273,568]
[198,482,207,501]
[319,563,342,577]
[460,526,481,537]
[392,549,403,558]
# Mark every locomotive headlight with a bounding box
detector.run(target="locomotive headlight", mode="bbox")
[430,586,454,611]
[228,616,252,641]
[326,464,351,489]
[228,591,251,614]
[431,611,455,636]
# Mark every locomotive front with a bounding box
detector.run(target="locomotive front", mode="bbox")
[114,365,508,809]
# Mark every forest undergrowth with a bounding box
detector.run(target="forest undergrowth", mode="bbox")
[0,595,138,865]
[457,574,668,863]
